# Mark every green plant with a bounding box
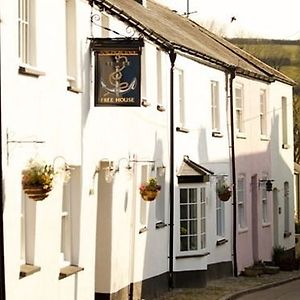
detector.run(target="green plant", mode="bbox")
[216,179,231,195]
[272,245,285,266]
[22,159,55,191]
[295,222,300,234]
[139,177,161,193]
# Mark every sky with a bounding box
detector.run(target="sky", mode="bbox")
[157,0,300,40]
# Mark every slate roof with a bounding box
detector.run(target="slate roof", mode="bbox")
[93,0,294,85]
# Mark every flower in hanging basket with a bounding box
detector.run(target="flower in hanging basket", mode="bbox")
[216,180,232,202]
[139,177,161,201]
[22,159,56,201]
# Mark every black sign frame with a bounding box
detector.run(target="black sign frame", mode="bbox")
[92,38,144,107]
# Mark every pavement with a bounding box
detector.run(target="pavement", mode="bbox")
[158,270,300,300]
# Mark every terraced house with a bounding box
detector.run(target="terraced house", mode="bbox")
[0,0,295,299]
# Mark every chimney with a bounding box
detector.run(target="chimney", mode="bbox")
[135,0,147,7]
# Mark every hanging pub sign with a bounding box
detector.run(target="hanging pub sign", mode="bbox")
[92,38,144,107]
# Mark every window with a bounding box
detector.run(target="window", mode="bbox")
[282,97,288,147]
[237,174,247,229]
[156,49,163,106]
[235,84,244,133]
[155,167,166,225]
[211,81,220,132]
[216,197,225,237]
[140,165,149,225]
[261,173,268,223]
[18,0,35,65]
[179,186,206,252]
[60,167,81,267]
[284,181,290,233]
[175,69,185,128]
[260,89,267,136]
[65,0,78,89]
[20,193,39,278]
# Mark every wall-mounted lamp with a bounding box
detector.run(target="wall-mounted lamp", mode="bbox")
[104,162,116,183]
[157,165,166,177]
[259,179,274,192]
[103,158,132,183]
[53,155,72,183]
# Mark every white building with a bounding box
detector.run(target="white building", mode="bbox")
[0,0,295,299]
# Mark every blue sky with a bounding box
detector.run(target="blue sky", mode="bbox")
[157,0,300,40]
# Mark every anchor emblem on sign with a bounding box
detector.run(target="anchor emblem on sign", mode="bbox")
[101,55,137,97]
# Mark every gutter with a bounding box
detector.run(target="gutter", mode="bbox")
[228,66,238,277]
[168,49,176,289]
[0,17,6,300]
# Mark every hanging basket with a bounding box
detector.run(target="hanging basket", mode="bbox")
[140,190,159,202]
[218,190,232,202]
[23,186,52,201]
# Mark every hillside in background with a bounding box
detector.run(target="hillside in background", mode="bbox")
[229,38,300,94]
[228,38,300,163]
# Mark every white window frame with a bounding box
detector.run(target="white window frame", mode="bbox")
[175,68,186,128]
[155,167,166,225]
[237,174,247,229]
[18,0,36,66]
[216,193,225,237]
[235,84,244,134]
[139,165,151,226]
[156,49,163,106]
[260,89,267,136]
[179,184,206,254]
[60,166,81,267]
[284,181,290,233]
[65,0,79,89]
[211,80,220,132]
[282,97,288,147]
[261,173,268,224]
[20,193,36,266]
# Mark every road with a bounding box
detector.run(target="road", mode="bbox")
[238,279,300,300]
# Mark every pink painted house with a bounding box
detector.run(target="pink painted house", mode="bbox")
[231,71,295,272]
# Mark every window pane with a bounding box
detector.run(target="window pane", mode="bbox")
[180,221,188,235]
[180,205,188,219]
[189,236,198,250]
[201,234,206,249]
[180,189,187,203]
[189,220,197,234]
[189,204,197,218]
[189,188,197,203]
[180,237,188,251]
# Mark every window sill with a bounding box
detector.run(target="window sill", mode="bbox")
[260,135,270,141]
[59,265,84,280]
[156,221,167,229]
[139,226,148,234]
[176,252,210,259]
[238,227,248,234]
[262,222,271,228]
[19,65,46,77]
[157,104,166,112]
[236,133,246,139]
[212,131,223,138]
[20,264,41,279]
[67,85,82,94]
[284,231,292,238]
[282,144,290,149]
[142,99,151,107]
[176,127,189,133]
[216,238,228,246]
